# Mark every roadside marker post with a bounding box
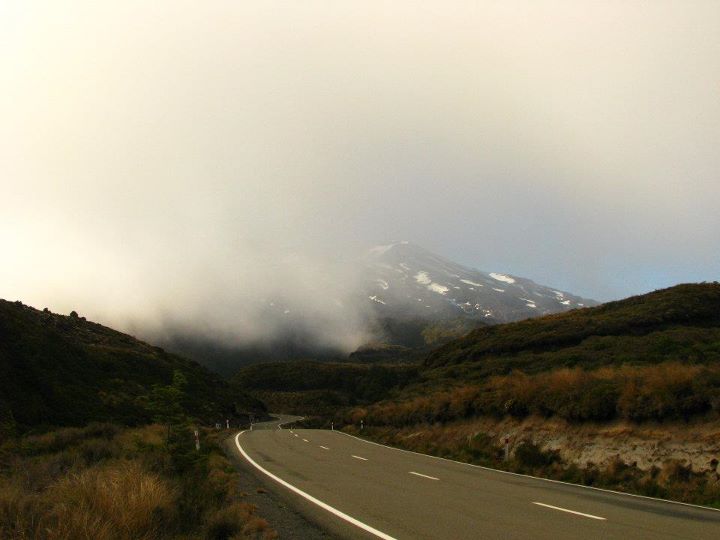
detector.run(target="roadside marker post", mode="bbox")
[360,420,364,431]
[194,429,200,451]
[226,419,229,430]
[331,421,334,431]
[504,435,510,461]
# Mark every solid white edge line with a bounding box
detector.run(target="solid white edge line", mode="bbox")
[533,502,606,521]
[334,430,720,514]
[235,432,397,540]
[409,471,439,481]
[351,455,368,461]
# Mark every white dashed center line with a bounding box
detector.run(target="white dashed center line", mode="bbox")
[409,471,439,481]
[320,446,330,450]
[352,455,368,461]
[303,439,309,442]
[532,502,606,521]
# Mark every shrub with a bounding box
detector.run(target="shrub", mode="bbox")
[514,440,560,470]
[204,502,255,539]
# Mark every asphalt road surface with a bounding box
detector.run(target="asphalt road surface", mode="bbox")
[235,416,720,539]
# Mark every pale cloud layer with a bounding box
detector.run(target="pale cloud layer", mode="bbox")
[2,2,719,348]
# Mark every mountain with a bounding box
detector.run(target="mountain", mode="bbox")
[361,241,598,324]
[160,242,599,373]
[0,299,265,435]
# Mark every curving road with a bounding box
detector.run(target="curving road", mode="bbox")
[234,417,720,540]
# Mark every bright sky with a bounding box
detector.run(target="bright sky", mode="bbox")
[2,1,719,345]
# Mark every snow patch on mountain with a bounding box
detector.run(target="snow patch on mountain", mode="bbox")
[414,271,432,285]
[428,283,449,295]
[490,273,516,284]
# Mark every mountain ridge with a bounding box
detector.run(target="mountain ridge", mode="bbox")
[361,241,598,324]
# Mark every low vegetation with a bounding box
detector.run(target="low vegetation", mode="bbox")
[0,423,276,539]
[0,299,276,538]
[349,362,720,426]
[425,283,720,371]
[232,361,418,415]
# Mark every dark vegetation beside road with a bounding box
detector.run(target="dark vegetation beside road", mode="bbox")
[0,299,275,538]
[0,423,276,539]
[0,299,265,437]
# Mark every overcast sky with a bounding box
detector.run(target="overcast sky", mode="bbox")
[2,2,719,344]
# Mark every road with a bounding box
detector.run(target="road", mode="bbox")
[234,416,720,540]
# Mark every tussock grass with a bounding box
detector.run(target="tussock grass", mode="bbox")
[0,424,276,539]
[351,362,720,427]
[44,462,176,539]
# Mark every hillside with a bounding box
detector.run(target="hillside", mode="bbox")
[0,300,265,435]
[423,282,720,375]
[349,284,720,424]
[231,361,418,416]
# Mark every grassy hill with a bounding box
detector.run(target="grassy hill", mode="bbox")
[425,282,720,372]
[346,283,720,426]
[0,300,265,436]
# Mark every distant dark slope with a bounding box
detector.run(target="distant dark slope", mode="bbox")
[425,283,720,371]
[231,361,418,415]
[0,300,264,432]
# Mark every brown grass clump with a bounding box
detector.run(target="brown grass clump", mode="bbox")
[45,461,176,539]
[0,461,176,540]
[0,424,277,539]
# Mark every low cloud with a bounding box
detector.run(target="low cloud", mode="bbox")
[1,2,719,350]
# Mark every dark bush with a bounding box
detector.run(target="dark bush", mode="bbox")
[514,440,560,469]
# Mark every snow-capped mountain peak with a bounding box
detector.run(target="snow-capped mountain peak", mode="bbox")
[362,242,597,323]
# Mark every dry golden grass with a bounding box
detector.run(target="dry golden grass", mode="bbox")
[0,424,277,540]
[46,461,176,539]
[357,361,720,426]
[1,461,175,540]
